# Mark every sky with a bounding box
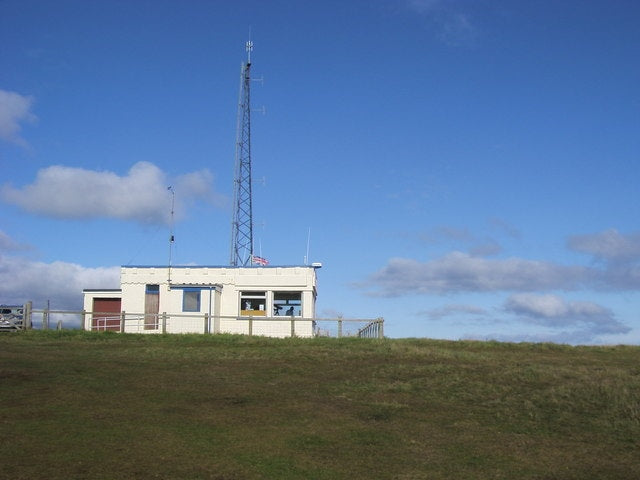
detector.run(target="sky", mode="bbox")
[1,0,639,344]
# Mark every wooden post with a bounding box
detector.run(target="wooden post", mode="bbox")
[204,313,209,334]
[337,317,343,338]
[290,317,295,337]
[161,312,167,334]
[248,317,253,336]
[24,301,32,330]
[378,318,384,339]
[120,311,126,333]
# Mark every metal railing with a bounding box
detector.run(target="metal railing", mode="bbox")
[358,318,385,339]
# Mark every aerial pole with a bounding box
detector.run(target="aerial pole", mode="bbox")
[230,40,255,266]
[167,186,175,283]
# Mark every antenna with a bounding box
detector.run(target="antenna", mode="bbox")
[305,228,311,265]
[230,40,256,266]
[168,186,175,283]
[246,39,253,64]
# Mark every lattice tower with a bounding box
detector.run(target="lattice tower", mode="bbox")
[230,40,255,266]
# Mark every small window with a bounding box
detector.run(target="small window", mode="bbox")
[182,289,201,312]
[273,292,301,317]
[240,291,266,316]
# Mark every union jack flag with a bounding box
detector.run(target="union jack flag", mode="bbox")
[252,255,269,266]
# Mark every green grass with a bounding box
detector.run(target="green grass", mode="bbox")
[1,330,639,479]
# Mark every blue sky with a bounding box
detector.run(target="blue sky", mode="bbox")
[1,0,639,343]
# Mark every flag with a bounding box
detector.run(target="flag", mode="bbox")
[252,255,269,266]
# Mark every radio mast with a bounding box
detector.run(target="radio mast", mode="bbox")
[230,40,255,266]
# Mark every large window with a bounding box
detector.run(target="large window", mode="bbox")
[240,291,266,316]
[273,292,301,317]
[182,288,201,312]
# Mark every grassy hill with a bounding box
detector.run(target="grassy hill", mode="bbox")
[1,331,639,479]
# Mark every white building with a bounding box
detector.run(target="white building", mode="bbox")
[83,264,321,337]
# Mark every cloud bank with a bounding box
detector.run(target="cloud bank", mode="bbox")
[1,161,224,224]
[0,259,119,312]
[0,88,37,147]
[365,230,640,297]
[504,293,629,336]
[423,303,488,321]
[365,252,589,296]
[568,229,640,263]
[366,229,640,343]
[0,230,119,313]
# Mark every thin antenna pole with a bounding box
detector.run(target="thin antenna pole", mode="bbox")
[168,186,175,283]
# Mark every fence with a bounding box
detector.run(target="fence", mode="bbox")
[14,303,384,339]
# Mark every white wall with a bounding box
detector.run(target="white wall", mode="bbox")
[111,266,318,336]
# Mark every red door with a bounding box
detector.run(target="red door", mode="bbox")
[92,298,122,331]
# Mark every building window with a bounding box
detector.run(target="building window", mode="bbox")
[145,284,159,330]
[273,292,302,317]
[240,291,266,316]
[182,288,201,312]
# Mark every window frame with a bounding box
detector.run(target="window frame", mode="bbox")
[273,291,302,317]
[182,288,201,313]
[240,291,266,316]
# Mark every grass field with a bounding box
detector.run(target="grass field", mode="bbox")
[1,330,639,479]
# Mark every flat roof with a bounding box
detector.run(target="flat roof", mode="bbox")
[122,265,318,269]
[82,289,122,292]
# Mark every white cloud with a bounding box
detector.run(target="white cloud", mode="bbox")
[489,217,521,240]
[506,293,606,321]
[438,12,476,46]
[504,293,630,338]
[0,254,119,310]
[568,229,640,262]
[1,161,225,224]
[422,303,488,320]
[0,230,31,252]
[403,0,479,46]
[0,89,37,147]
[364,252,588,296]
[417,224,504,257]
[567,230,640,291]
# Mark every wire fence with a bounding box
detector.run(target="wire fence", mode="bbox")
[11,303,384,339]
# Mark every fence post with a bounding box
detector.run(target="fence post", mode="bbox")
[204,313,209,334]
[24,301,32,330]
[248,317,253,336]
[378,317,384,339]
[337,316,343,338]
[162,312,167,334]
[120,311,126,333]
[42,306,49,330]
[57,320,63,330]
[290,317,295,338]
